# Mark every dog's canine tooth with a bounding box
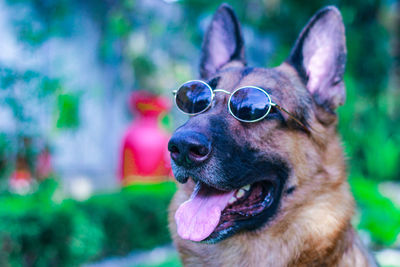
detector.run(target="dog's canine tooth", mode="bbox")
[228,196,237,204]
[236,189,245,199]
[242,184,251,191]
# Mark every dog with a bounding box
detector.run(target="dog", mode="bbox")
[167,4,377,266]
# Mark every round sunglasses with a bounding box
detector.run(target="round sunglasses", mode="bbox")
[173,80,309,129]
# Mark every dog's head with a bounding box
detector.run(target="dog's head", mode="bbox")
[168,4,347,244]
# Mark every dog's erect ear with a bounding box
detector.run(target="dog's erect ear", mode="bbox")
[287,6,347,112]
[200,4,246,80]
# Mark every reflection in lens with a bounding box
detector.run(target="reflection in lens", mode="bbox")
[175,81,212,114]
[229,87,270,122]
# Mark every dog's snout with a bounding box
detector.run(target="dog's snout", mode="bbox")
[168,131,211,167]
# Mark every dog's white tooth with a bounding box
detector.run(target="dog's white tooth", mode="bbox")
[228,196,237,204]
[242,184,251,191]
[236,189,245,199]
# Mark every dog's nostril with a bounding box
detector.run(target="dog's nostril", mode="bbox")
[169,145,180,161]
[168,131,211,167]
[189,145,209,158]
[169,145,179,154]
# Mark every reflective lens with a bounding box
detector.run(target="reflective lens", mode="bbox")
[175,81,213,114]
[229,87,271,122]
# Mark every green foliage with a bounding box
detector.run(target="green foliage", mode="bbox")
[80,182,176,257]
[5,0,73,45]
[0,68,66,127]
[160,113,174,132]
[40,78,63,97]
[351,177,400,246]
[131,55,157,88]
[0,134,13,179]
[0,180,176,266]
[56,93,80,129]
[108,10,132,37]
[0,179,104,266]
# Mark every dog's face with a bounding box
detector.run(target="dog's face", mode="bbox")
[168,4,346,244]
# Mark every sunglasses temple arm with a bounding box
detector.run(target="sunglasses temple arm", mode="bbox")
[272,103,309,132]
[173,88,229,97]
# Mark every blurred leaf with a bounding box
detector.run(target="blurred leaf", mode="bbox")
[56,93,80,129]
[109,10,132,37]
[0,134,13,179]
[159,113,173,132]
[40,77,62,97]
[0,68,17,89]
[350,176,400,245]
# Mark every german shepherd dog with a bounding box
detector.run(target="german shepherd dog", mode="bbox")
[168,4,377,266]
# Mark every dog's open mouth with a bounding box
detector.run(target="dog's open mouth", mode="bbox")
[175,179,277,243]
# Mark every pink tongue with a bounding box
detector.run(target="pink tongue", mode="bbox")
[175,183,235,242]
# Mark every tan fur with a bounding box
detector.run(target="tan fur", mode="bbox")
[168,61,376,266]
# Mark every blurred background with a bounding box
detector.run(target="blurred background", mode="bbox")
[0,0,399,266]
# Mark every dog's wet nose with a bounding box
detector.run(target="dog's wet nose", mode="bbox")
[168,131,211,167]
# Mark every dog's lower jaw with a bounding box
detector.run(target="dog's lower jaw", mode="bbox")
[169,180,377,267]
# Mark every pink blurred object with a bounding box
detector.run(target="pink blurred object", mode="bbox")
[119,91,172,185]
[36,146,52,180]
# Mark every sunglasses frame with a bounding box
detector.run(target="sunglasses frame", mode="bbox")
[173,80,214,116]
[173,80,309,130]
[228,85,273,123]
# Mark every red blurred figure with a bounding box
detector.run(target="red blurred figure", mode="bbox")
[119,91,172,185]
[9,156,32,194]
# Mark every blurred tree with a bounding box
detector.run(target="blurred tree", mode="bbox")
[0,67,67,181]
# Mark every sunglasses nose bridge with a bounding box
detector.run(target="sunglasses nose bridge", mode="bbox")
[210,89,231,107]
[213,89,231,95]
